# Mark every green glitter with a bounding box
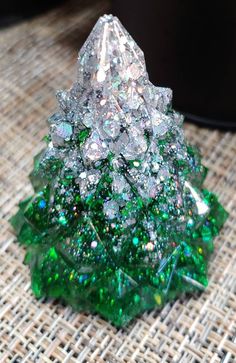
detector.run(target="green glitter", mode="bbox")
[77,128,90,145]
[48,247,58,260]
[10,15,228,328]
[58,215,67,226]
[132,237,139,245]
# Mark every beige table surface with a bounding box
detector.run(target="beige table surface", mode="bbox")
[0,1,236,362]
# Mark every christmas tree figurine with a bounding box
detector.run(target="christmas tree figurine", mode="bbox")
[11,15,228,327]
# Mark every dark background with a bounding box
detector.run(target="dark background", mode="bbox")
[1,0,236,129]
[112,0,236,129]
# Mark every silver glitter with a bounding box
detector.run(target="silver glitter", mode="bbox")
[103,200,119,219]
[111,172,130,194]
[83,132,108,162]
[51,122,73,146]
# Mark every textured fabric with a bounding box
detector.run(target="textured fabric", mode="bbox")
[0,0,236,361]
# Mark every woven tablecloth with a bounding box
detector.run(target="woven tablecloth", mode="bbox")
[1,1,236,362]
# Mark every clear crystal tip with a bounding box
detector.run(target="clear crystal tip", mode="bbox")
[76,13,147,88]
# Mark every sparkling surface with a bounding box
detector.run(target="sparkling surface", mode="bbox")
[11,14,228,327]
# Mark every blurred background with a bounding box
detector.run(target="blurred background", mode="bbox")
[0,0,235,129]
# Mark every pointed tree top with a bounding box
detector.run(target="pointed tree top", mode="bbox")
[77,14,147,87]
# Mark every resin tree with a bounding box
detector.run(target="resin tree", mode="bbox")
[11,14,228,327]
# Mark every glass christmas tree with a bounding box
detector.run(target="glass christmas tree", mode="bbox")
[11,15,228,327]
